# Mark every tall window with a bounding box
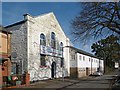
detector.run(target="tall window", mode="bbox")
[60,42,63,51]
[79,55,81,60]
[89,58,91,62]
[83,56,85,61]
[40,55,46,66]
[91,59,93,62]
[51,32,56,49]
[40,33,46,46]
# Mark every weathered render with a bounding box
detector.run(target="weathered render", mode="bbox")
[5,12,104,81]
[5,12,71,81]
[26,12,71,81]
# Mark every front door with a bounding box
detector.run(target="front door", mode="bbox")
[51,62,56,78]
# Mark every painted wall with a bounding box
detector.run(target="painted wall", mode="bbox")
[69,47,104,78]
[0,33,7,54]
[26,12,71,81]
[0,31,12,87]
[6,12,71,81]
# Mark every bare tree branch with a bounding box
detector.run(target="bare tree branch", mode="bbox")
[71,2,120,41]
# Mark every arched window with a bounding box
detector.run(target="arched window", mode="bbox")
[51,32,56,49]
[60,42,63,51]
[40,33,46,46]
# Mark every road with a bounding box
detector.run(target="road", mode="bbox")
[18,75,117,89]
[59,75,114,89]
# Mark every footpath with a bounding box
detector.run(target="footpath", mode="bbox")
[20,76,94,89]
[2,70,118,89]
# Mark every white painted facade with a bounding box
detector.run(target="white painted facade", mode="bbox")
[26,12,71,81]
[6,12,71,81]
[76,53,104,73]
[68,46,104,77]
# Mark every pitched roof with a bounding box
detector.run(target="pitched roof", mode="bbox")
[5,20,27,28]
[66,46,99,59]
[4,12,52,28]
[0,26,12,34]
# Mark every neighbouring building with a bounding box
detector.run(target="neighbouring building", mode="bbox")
[5,12,71,81]
[66,46,104,78]
[0,27,12,86]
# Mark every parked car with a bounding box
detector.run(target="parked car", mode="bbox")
[92,71,103,76]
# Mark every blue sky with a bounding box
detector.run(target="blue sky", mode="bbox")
[2,2,95,53]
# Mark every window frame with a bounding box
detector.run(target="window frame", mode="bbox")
[40,55,46,66]
[51,32,56,49]
[40,33,46,46]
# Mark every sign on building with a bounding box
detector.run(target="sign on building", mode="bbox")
[40,45,63,58]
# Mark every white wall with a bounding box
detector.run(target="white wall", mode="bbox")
[77,53,104,71]
[26,12,71,81]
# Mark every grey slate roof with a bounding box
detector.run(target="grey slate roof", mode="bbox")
[0,26,12,34]
[5,20,27,28]
[66,46,99,59]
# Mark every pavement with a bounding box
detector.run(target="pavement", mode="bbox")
[10,70,119,89]
[20,76,109,89]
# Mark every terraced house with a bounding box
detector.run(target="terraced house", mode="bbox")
[0,27,12,87]
[5,12,71,81]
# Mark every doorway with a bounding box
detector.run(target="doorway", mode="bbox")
[86,67,89,76]
[51,62,56,78]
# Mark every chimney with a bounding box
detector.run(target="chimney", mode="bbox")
[23,13,31,20]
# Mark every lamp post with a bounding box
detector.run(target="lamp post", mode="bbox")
[91,58,93,74]
[62,51,64,82]
[62,61,64,82]
[61,46,66,82]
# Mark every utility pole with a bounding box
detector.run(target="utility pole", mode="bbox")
[62,65,64,82]
[91,58,93,74]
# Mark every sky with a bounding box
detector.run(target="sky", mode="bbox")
[2,2,96,53]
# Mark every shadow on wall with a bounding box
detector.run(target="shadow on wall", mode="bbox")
[28,56,68,81]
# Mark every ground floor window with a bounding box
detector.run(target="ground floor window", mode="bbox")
[40,55,46,66]
[11,63,19,74]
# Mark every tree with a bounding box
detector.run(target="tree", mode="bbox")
[72,2,120,41]
[0,25,4,30]
[91,35,120,72]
